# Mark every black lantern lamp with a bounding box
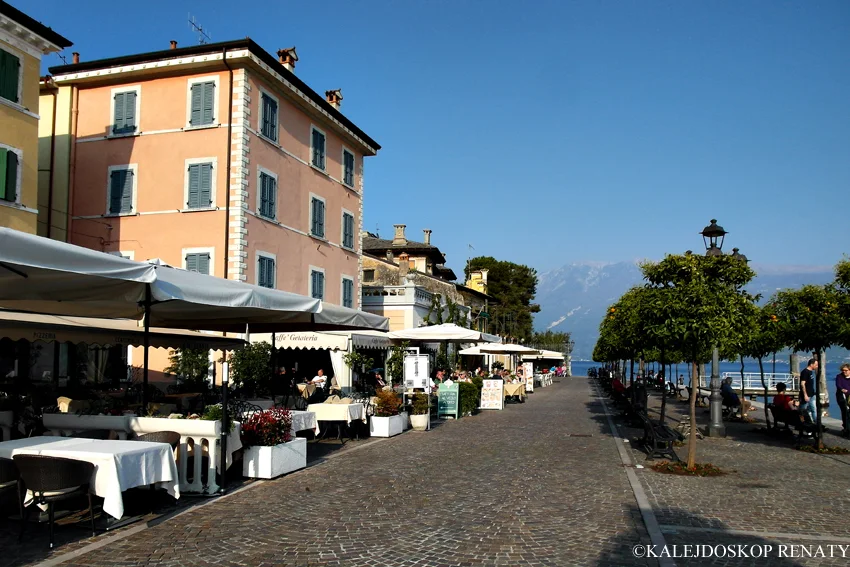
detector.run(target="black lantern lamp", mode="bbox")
[730,247,749,263]
[701,219,727,257]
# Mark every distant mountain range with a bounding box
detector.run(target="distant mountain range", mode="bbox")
[534,261,842,361]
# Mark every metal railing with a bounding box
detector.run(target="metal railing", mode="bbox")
[713,372,798,392]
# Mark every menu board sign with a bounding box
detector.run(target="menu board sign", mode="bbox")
[437,383,459,418]
[403,354,430,390]
[525,373,534,393]
[480,379,504,410]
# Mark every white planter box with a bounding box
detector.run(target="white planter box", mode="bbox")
[369,414,406,438]
[129,416,220,437]
[243,437,307,479]
[43,413,131,439]
[0,410,13,441]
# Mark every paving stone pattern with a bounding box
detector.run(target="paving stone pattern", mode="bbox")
[38,379,654,567]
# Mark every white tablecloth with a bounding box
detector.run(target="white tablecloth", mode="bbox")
[0,436,180,519]
[289,411,320,434]
[307,403,366,424]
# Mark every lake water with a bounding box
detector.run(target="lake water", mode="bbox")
[569,360,845,421]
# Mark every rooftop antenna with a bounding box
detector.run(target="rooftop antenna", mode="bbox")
[466,243,475,277]
[188,14,212,45]
[57,53,68,65]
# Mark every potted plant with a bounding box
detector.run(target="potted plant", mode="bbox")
[369,389,405,437]
[409,393,430,431]
[241,407,306,479]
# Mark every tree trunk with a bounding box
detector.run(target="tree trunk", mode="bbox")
[687,360,698,469]
[815,348,824,450]
[759,356,771,430]
[659,350,667,424]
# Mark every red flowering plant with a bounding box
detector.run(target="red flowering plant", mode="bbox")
[240,407,293,447]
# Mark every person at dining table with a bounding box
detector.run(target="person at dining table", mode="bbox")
[311,369,327,387]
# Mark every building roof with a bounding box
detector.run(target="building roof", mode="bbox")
[0,1,72,49]
[454,282,497,303]
[362,235,446,263]
[48,38,379,152]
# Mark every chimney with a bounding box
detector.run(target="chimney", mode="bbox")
[170,40,178,50]
[398,253,409,277]
[72,52,80,64]
[277,47,298,72]
[386,250,394,263]
[325,89,343,109]
[423,229,432,246]
[392,224,407,246]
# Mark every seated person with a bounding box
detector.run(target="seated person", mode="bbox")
[773,382,799,411]
[611,377,626,394]
[720,377,754,415]
[311,369,327,387]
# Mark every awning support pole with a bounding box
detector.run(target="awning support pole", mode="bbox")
[142,285,151,415]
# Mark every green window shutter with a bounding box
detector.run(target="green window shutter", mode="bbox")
[267,175,276,218]
[4,151,17,202]
[124,91,137,131]
[202,82,214,125]
[121,170,134,213]
[185,253,199,273]
[187,164,200,208]
[343,279,353,308]
[189,83,202,125]
[312,130,326,169]
[0,148,7,201]
[261,94,277,140]
[318,272,324,299]
[258,257,266,287]
[199,163,212,207]
[317,200,325,237]
[344,151,354,186]
[109,170,124,214]
[113,92,126,134]
[311,198,318,235]
[0,50,20,103]
[198,253,210,275]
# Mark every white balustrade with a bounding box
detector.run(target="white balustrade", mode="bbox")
[718,372,798,392]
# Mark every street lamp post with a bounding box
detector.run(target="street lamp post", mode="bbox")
[565,339,575,377]
[700,219,728,438]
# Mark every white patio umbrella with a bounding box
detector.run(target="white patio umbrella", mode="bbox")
[477,344,541,355]
[388,323,501,343]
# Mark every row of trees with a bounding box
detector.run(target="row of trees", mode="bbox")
[593,254,850,464]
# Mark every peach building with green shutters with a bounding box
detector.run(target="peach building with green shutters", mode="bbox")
[41,38,380,310]
[0,1,70,235]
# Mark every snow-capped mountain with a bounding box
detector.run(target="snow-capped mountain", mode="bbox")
[535,261,837,360]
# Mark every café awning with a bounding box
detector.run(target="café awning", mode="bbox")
[521,349,565,361]
[388,323,501,343]
[250,330,393,351]
[0,311,245,350]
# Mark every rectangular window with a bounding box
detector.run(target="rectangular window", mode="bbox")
[258,171,277,219]
[0,48,20,103]
[186,162,213,209]
[108,168,134,214]
[0,148,19,202]
[311,270,325,300]
[310,197,325,238]
[363,269,375,283]
[342,278,354,308]
[113,90,138,135]
[261,93,278,141]
[185,252,211,275]
[343,149,355,187]
[342,212,355,249]
[189,81,215,126]
[258,256,275,289]
[311,128,326,170]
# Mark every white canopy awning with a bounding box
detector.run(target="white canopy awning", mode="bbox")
[325,330,394,349]
[477,344,541,355]
[0,311,245,350]
[522,349,565,361]
[251,329,393,351]
[388,323,501,343]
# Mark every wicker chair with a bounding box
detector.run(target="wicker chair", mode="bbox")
[13,455,95,549]
[134,431,180,451]
[0,457,24,524]
[70,429,112,440]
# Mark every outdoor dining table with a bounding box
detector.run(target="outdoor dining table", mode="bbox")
[503,382,526,398]
[0,436,180,520]
[289,410,320,435]
[307,403,366,441]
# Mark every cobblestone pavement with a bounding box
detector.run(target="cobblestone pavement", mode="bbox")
[6,378,655,567]
[611,384,850,566]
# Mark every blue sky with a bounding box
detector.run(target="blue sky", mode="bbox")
[19,0,850,276]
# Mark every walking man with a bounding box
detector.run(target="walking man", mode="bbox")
[836,363,850,437]
[800,358,818,427]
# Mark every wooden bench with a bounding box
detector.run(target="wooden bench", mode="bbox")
[637,412,680,461]
[767,403,815,437]
[684,386,710,406]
